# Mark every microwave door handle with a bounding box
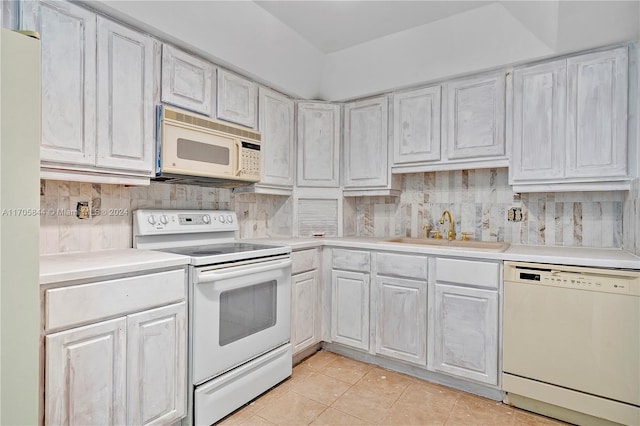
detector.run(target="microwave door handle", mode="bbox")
[234,140,242,176]
[196,259,292,285]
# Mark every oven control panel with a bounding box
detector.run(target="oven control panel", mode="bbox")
[134,210,239,234]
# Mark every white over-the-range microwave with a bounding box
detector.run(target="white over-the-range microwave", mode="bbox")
[155,105,262,187]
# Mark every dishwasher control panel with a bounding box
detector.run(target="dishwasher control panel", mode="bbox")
[504,262,640,295]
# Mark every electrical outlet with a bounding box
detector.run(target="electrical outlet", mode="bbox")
[508,207,522,222]
[76,201,90,219]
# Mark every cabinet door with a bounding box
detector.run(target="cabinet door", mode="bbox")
[331,270,370,350]
[258,87,294,187]
[431,283,498,385]
[375,275,427,365]
[45,318,127,426]
[297,102,340,187]
[217,69,257,128]
[22,0,96,165]
[445,72,505,160]
[566,47,628,178]
[127,302,187,426]
[511,60,566,181]
[161,44,214,116]
[292,270,319,354]
[393,86,441,164]
[344,96,389,188]
[96,17,156,173]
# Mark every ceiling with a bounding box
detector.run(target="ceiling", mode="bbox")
[255,1,494,53]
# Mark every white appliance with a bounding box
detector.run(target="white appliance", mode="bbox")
[0,28,41,424]
[503,262,640,426]
[133,210,292,425]
[155,105,262,187]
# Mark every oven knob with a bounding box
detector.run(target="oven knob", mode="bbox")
[202,214,211,224]
[160,215,168,225]
[147,215,156,225]
[219,215,226,223]
[226,214,234,223]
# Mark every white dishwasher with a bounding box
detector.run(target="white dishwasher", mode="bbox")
[503,262,640,426]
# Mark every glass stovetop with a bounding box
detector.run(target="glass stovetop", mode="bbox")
[160,242,284,258]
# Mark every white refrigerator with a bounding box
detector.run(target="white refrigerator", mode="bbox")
[0,28,41,425]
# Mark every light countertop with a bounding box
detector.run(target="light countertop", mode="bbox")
[40,248,191,285]
[250,237,640,269]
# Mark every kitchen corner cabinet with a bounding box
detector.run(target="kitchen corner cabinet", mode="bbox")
[22,0,158,183]
[217,69,257,128]
[330,249,371,351]
[510,46,629,192]
[343,96,400,196]
[373,252,428,365]
[161,44,215,116]
[428,258,499,386]
[392,86,442,165]
[43,269,187,425]
[291,248,321,355]
[297,102,341,187]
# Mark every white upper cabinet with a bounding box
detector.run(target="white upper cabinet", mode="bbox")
[343,95,399,195]
[23,0,159,184]
[97,17,156,173]
[161,44,215,117]
[445,71,506,161]
[217,69,257,128]
[511,59,567,182]
[566,47,628,179]
[257,87,295,189]
[393,86,441,164]
[22,0,97,166]
[510,46,630,192]
[297,102,341,187]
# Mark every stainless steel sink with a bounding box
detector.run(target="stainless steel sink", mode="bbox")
[383,237,510,252]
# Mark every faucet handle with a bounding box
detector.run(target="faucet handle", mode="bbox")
[429,230,442,240]
[460,232,473,241]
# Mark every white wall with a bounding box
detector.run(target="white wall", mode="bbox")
[88,0,325,99]
[321,1,640,101]
[88,1,639,102]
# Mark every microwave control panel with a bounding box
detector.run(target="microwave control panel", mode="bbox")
[239,141,261,180]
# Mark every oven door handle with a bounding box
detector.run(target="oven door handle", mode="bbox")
[196,259,292,284]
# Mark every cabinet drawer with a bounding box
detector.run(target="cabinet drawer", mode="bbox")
[291,249,319,275]
[45,269,186,332]
[435,258,499,289]
[332,249,370,272]
[376,252,427,279]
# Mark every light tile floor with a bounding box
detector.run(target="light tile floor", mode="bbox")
[217,350,568,426]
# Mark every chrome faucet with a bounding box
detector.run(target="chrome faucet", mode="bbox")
[440,210,455,241]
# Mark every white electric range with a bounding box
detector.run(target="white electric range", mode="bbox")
[133,209,292,426]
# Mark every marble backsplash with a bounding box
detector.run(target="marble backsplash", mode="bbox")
[40,168,629,254]
[349,169,625,249]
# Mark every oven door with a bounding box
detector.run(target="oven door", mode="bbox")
[192,258,291,385]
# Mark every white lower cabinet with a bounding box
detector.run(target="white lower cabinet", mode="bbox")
[46,318,127,426]
[331,269,370,351]
[292,270,320,354]
[373,252,428,365]
[43,269,187,426]
[127,302,187,426]
[428,258,500,385]
[291,248,321,355]
[374,275,427,365]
